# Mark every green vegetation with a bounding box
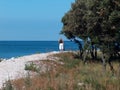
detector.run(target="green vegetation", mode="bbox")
[61,0,120,73]
[25,62,38,72]
[0,59,3,62]
[2,79,14,90]
[1,0,120,89]
[2,52,120,90]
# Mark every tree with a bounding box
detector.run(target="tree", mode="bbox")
[61,0,120,73]
[86,0,120,73]
[61,0,91,59]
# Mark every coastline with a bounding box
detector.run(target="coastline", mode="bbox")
[0,41,79,59]
[0,51,60,88]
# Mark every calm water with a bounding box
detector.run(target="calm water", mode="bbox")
[0,41,79,59]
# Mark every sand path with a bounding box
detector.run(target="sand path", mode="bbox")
[0,51,59,88]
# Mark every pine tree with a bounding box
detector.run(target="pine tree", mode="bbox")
[61,0,120,72]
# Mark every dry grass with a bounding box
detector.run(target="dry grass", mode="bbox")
[2,52,120,90]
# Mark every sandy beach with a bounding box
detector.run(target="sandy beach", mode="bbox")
[0,51,60,88]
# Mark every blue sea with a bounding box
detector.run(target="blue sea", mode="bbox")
[0,41,80,59]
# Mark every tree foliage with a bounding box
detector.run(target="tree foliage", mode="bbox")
[61,0,120,55]
[61,0,120,73]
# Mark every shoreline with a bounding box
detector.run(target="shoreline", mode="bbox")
[0,51,61,88]
[0,51,60,60]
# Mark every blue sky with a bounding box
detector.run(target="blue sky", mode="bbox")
[0,0,74,41]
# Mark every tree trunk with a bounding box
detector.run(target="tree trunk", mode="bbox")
[102,53,106,73]
[90,50,94,59]
[79,49,83,58]
[83,50,87,64]
[90,45,97,60]
[95,47,97,59]
[108,58,114,74]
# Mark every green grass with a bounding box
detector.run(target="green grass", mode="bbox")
[2,52,120,90]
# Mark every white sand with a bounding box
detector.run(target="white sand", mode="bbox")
[0,51,60,88]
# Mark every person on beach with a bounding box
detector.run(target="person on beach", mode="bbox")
[59,38,64,51]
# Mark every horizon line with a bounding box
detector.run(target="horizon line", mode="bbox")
[0,40,71,41]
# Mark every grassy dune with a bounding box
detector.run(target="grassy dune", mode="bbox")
[2,52,120,90]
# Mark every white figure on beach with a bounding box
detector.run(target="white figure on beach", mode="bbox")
[59,38,64,51]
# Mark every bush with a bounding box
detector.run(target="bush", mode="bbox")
[25,62,38,72]
[2,79,14,90]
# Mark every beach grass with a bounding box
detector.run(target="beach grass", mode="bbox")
[2,52,120,90]
[25,62,39,72]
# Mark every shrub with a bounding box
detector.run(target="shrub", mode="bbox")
[2,79,14,90]
[25,62,38,72]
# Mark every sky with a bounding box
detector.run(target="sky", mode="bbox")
[0,0,75,41]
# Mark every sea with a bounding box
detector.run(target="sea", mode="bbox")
[0,41,80,59]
